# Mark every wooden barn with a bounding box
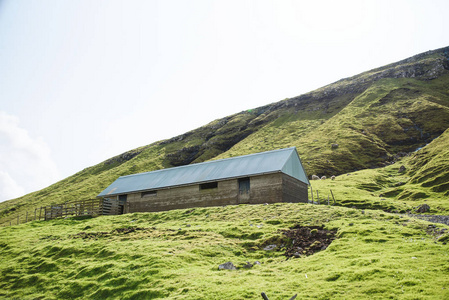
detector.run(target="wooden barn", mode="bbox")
[97,147,309,214]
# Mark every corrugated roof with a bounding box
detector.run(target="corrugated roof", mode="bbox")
[97,147,309,197]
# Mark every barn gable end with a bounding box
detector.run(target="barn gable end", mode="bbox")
[281,148,310,185]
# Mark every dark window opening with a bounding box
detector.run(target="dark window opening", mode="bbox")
[118,195,127,202]
[200,182,218,190]
[141,190,157,197]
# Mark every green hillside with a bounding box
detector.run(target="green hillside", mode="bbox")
[1,203,448,299]
[311,127,449,214]
[1,46,449,224]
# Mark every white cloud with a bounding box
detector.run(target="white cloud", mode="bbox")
[0,170,25,201]
[0,111,60,202]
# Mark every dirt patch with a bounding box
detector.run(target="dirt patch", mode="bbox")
[281,225,337,258]
[71,231,109,239]
[70,227,150,239]
[113,227,147,234]
[261,225,337,259]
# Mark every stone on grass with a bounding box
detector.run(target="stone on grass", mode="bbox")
[415,204,430,213]
[218,262,237,270]
[263,244,277,251]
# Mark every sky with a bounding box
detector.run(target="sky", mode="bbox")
[0,0,448,203]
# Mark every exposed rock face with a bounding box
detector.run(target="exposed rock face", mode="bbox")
[162,113,272,167]
[159,132,193,144]
[104,149,144,165]
[165,145,202,166]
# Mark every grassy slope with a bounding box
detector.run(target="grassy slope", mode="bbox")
[311,127,449,214]
[0,144,167,224]
[1,203,448,299]
[1,47,449,223]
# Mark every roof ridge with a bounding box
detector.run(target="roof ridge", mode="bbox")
[119,147,297,179]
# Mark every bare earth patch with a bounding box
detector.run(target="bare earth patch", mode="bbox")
[279,225,337,258]
[258,225,337,258]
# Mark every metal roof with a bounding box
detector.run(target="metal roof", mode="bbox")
[97,147,309,197]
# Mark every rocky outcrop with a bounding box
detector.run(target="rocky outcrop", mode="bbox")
[104,149,145,165]
[165,145,202,166]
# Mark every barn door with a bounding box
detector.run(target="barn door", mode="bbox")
[118,195,127,215]
[238,177,250,204]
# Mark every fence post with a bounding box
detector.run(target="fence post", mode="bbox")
[17,215,19,225]
[330,189,336,205]
[310,185,314,203]
[26,211,28,223]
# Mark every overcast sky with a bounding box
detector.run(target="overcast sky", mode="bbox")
[0,0,448,202]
